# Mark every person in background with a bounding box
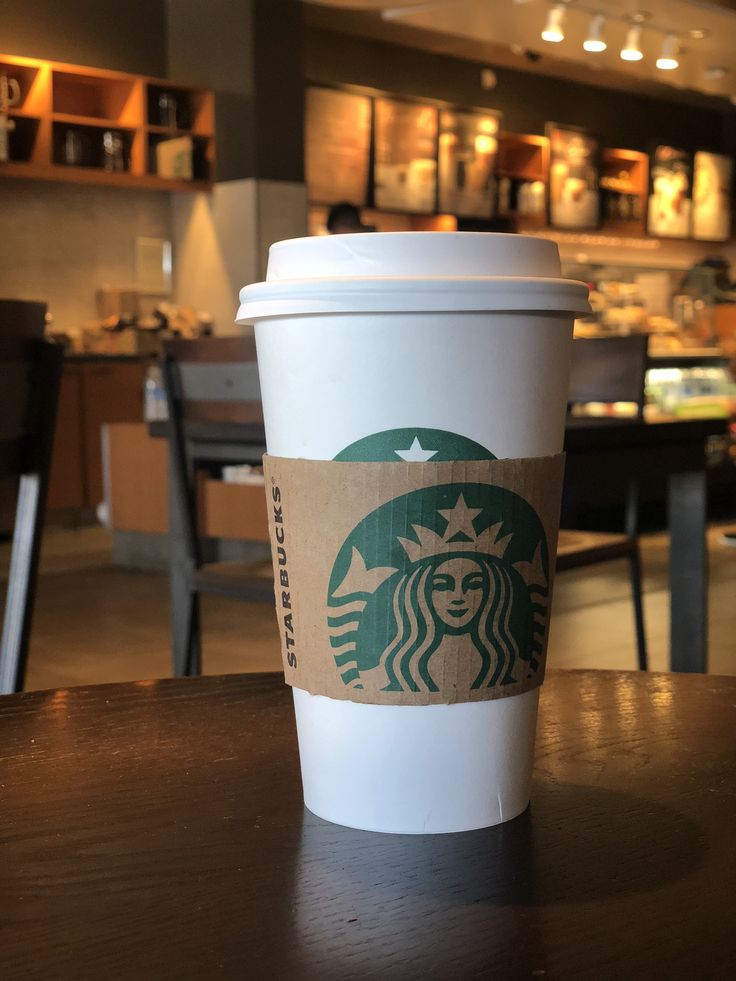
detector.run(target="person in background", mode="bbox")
[326,202,375,234]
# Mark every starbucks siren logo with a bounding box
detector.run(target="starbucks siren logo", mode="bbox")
[327,429,550,694]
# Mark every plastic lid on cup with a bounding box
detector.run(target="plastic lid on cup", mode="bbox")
[237,232,590,322]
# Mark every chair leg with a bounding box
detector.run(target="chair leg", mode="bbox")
[628,548,648,671]
[0,474,42,695]
[172,577,202,678]
[185,591,202,677]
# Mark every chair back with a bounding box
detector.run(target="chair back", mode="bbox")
[568,335,649,418]
[161,337,264,569]
[0,300,63,693]
[163,336,262,427]
[0,300,51,481]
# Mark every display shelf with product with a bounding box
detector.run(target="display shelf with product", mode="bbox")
[566,254,736,422]
[4,114,40,163]
[600,149,648,232]
[0,53,215,191]
[0,57,43,111]
[495,132,549,226]
[145,83,213,137]
[146,132,213,184]
[496,132,549,182]
[52,121,139,173]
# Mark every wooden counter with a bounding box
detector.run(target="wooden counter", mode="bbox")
[48,357,148,512]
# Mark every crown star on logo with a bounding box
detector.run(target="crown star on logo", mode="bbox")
[397,493,512,562]
[393,436,439,462]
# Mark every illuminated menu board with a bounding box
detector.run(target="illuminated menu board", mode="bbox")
[647,145,693,239]
[373,97,438,214]
[692,151,732,242]
[546,123,600,230]
[438,110,499,218]
[305,87,371,206]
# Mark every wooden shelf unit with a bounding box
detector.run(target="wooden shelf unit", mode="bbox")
[600,148,648,230]
[495,132,549,222]
[0,54,215,190]
[497,132,550,184]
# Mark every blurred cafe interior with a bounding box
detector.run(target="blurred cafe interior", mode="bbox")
[1,0,736,691]
[4,2,736,977]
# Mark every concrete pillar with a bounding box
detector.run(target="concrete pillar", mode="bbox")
[167,0,307,332]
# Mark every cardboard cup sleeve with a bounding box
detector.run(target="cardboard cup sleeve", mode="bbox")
[263,453,565,707]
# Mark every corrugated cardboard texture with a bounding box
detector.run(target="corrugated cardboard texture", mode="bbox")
[263,455,565,706]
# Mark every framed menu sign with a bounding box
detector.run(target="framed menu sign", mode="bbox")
[438,109,499,218]
[647,145,693,238]
[373,97,438,213]
[546,122,600,230]
[305,86,371,206]
[692,151,732,242]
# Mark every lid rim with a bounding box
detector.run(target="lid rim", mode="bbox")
[237,276,590,323]
[240,275,589,300]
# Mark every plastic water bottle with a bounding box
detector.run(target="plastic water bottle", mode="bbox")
[144,364,168,422]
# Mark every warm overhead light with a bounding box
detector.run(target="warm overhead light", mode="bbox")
[656,34,679,70]
[688,28,709,41]
[583,14,607,52]
[620,25,644,61]
[475,134,497,154]
[478,117,499,135]
[541,5,566,43]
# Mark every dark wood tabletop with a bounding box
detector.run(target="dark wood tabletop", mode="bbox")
[1,671,734,980]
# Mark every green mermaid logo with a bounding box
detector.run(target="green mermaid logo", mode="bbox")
[327,483,550,695]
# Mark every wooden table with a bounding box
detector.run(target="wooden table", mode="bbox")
[2,671,734,980]
[152,414,727,675]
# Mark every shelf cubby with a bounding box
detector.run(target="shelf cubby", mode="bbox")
[52,69,141,127]
[6,114,40,163]
[497,133,550,183]
[52,121,136,173]
[0,58,45,114]
[145,83,213,137]
[146,132,213,182]
[600,148,648,231]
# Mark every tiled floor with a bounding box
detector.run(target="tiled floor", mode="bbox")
[2,523,735,692]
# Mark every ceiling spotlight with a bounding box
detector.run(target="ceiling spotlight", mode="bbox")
[583,15,607,52]
[688,28,709,41]
[620,25,644,61]
[656,34,679,70]
[541,5,566,43]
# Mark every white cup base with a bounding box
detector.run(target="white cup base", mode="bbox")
[293,686,539,835]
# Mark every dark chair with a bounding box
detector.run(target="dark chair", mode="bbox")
[559,334,649,670]
[0,300,63,694]
[161,336,273,677]
[568,335,649,422]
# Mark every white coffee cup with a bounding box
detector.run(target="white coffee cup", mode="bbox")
[237,232,589,834]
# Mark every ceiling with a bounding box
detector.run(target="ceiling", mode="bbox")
[303,0,736,107]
